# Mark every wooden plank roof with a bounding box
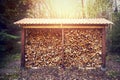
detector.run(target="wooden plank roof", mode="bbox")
[14,18,113,25]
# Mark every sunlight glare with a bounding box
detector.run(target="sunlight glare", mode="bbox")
[51,0,78,18]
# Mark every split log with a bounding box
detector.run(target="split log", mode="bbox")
[63,29,102,68]
[24,28,102,68]
[25,29,62,68]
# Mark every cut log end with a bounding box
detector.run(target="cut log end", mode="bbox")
[25,28,102,68]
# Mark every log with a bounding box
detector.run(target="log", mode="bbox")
[24,28,102,68]
[63,29,102,68]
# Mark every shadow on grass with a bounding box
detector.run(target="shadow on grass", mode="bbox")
[0,53,20,80]
[0,53,20,68]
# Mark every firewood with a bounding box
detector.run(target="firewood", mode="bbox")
[25,28,102,68]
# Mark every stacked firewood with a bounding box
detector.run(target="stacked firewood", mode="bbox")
[25,29,62,68]
[63,29,102,68]
[25,28,102,68]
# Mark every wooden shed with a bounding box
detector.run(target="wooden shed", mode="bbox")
[14,18,112,69]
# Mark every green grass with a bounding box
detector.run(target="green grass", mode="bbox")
[106,70,120,78]
[0,53,20,68]
[0,73,19,80]
[106,54,120,79]
[106,54,120,62]
[0,53,20,80]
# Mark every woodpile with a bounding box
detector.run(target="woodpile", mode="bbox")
[25,28,102,68]
[63,29,102,68]
[25,29,62,68]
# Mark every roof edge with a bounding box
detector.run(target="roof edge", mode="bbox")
[14,18,113,25]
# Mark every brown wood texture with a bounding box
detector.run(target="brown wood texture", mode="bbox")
[22,25,104,29]
[25,29,62,68]
[64,29,102,68]
[24,28,103,68]
[102,27,106,68]
[21,28,26,68]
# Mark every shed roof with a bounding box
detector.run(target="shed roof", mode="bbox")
[14,18,113,25]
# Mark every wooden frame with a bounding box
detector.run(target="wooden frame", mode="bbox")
[21,25,107,69]
[102,27,106,68]
[21,28,26,68]
[22,25,105,29]
[14,18,112,69]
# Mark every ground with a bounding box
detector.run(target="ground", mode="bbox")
[0,54,120,80]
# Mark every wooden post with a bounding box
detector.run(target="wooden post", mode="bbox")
[21,28,26,68]
[101,27,106,71]
[61,24,65,69]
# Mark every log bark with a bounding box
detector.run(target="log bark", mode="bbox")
[25,28,102,68]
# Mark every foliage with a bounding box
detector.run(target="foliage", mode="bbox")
[0,0,29,57]
[110,12,120,54]
[85,0,112,18]
[26,0,112,19]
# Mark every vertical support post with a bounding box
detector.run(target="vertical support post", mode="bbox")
[62,26,64,51]
[101,27,106,71]
[21,28,26,68]
[61,24,65,69]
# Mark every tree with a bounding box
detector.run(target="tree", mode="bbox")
[0,0,29,57]
[26,0,112,19]
[110,12,120,54]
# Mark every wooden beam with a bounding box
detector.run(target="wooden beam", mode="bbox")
[102,27,106,69]
[21,28,26,68]
[61,25,65,69]
[22,25,104,29]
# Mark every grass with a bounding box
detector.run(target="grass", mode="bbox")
[106,54,120,79]
[0,53,20,68]
[106,70,120,78]
[115,56,120,62]
[0,53,20,80]
[0,73,19,80]
[106,54,120,61]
